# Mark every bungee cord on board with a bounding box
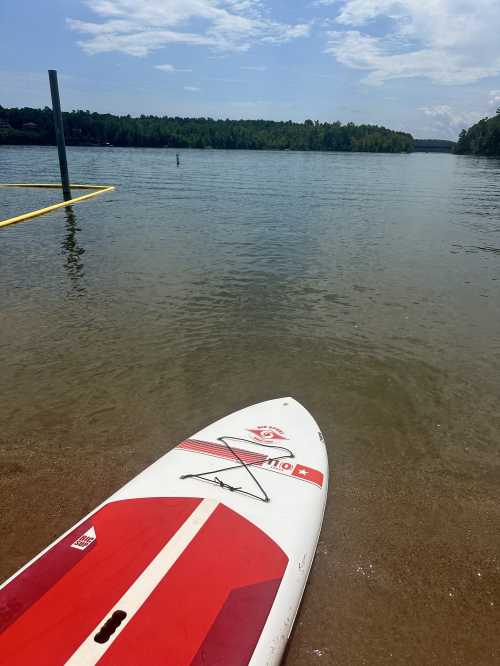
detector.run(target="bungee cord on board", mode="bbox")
[180,436,295,503]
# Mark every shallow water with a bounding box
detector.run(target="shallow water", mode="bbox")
[1,145,500,664]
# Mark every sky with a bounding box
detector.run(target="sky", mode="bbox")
[1,0,500,139]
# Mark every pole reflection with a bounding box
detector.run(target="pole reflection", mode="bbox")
[61,206,85,295]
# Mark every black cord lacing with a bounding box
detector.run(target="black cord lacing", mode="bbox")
[180,436,294,503]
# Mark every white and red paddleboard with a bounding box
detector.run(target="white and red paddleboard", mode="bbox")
[0,397,328,665]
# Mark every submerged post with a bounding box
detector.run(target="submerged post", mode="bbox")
[48,69,71,201]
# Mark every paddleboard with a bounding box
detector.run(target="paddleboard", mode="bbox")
[0,397,328,665]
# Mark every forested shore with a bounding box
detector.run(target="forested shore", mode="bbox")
[454,111,500,156]
[0,106,414,152]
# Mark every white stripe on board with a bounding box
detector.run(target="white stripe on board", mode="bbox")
[65,498,218,666]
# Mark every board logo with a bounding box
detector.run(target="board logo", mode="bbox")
[71,526,96,550]
[247,426,288,443]
[263,459,324,488]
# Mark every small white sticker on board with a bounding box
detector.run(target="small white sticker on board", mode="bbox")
[71,526,96,550]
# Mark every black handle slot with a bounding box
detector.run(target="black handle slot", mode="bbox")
[94,610,127,644]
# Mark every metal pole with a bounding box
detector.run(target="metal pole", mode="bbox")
[48,70,71,201]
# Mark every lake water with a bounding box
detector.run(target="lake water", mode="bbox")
[1,145,500,664]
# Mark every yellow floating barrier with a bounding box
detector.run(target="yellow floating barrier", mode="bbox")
[0,183,115,229]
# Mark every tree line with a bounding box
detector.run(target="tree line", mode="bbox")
[0,106,414,153]
[455,109,500,156]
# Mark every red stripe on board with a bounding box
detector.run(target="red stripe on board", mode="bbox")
[191,579,283,666]
[0,498,202,665]
[181,446,263,464]
[180,439,268,462]
[98,503,288,666]
[178,439,268,465]
[0,517,95,634]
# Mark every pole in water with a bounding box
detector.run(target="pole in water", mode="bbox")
[176,153,180,167]
[48,70,71,201]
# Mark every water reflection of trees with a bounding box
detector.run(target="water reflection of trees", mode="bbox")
[61,206,85,295]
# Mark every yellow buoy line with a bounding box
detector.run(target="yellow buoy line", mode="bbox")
[0,183,115,229]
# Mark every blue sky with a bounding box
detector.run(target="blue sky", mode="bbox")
[1,0,500,139]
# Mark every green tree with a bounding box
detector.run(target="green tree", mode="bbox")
[0,105,415,153]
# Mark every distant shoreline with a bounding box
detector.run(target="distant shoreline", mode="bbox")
[455,114,500,157]
[0,106,406,153]
[0,142,456,154]
[0,106,456,154]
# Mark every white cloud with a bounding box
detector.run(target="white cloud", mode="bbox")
[184,85,200,92]
[324,1,500,85]
[68,0,311,56]
[155,63,175,72]
[155,64,192,72]
[418,104,483,138]
[489,90,500,108]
